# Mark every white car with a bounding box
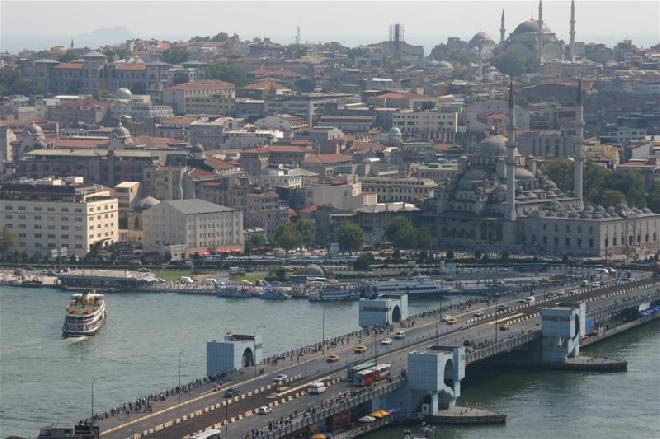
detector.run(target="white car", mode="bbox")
[473,311,484,317]
[257,406,271,415]
[380,338,393,345]
[441,315,451,322]
[273,374,288,384]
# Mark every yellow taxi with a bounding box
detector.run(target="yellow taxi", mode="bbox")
[326,354,340,363]
[354,345,368,354]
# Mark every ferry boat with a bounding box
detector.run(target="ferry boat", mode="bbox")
[369,276,450,298]
[309,284,361,302]
[261,287,292,300]
[62,291,106,337]
[215,284,261,299]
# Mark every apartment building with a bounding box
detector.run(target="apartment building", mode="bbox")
[0,178,118,257]
[359,176,437,203]
[163,80,236,115]
[391,110,458,141]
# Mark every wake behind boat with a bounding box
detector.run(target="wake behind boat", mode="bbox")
[62,291,106,337]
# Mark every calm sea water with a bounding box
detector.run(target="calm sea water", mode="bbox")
[0,286,457,437]
[367,319,660,439]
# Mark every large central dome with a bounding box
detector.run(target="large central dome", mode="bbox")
[476,135,509,157]
[513,18,552,35]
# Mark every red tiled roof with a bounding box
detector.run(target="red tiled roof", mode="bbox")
[242,79,286,91]
[54,63,83,70]
[351,142,385,154]
[242,145,308,154]
[204,157,236,170]
[115,63,147,71]
[49,138,105,149]
[187,168,216,178]
[305,154,353,164]
[166,80,235,91]
[160,116,199,126]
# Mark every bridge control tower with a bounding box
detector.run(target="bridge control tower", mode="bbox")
[372,345,465,416]
[541,303,586,363]
[359,294,408,327]
[207,334,263,376]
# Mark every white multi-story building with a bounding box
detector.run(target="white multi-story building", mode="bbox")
[305,175,377,211]
[142,199,243,255]
[163,80,236,115]
[0,178,119,257]
[391,110,459,141]
[360,176,437,203]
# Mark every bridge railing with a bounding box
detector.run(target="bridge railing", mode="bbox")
[260,378,407,439]
[466,330,541,364]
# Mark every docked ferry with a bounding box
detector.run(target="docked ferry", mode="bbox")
[309,284,361,302]
[369,276,450,298]
[62,291,106,337]
[215,283,262,299]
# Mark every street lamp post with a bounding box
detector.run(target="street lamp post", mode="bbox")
[494,294,498,345]
[322,308,326,355]
[91,377,105,423]
[178,351,183,404]
[373,329,378,370]
[254,325,266,377]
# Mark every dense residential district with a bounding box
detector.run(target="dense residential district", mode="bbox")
[2,2,660,439]
[2,2,660,263]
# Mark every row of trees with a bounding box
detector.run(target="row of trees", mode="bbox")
[542,160,658,210]
[0,67,44,97]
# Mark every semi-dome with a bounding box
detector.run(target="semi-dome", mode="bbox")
[515,168,535,179]
[388,126,402,137]
[476,135,508,156]
[437,60,453,68]
[111,123,131,139]
[114,88,133,100]
[135,196,160,211]
[513,18,552,35]
[469,32,494,47]
[192,143,205,153]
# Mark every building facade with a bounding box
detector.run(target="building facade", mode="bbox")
[0,178,118,257]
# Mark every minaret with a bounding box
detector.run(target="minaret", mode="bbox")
[574,78,585,209]
[537,0,544,65]
[506,79,517,222]
[570,0,576,61]
[500,10,506,44]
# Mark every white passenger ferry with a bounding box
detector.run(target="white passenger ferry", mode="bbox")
[62,291,106,337]
[370,276,450,297]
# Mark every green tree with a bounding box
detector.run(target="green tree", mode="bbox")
[353,253,375,271]
[415,228,434,251]
[0,226,17,254]
[296,220,315,245]
[385,217,418,250]
[103,48,131,60]
[57,48,85,62]
[271,221,301,253]
[646,182,660,213]
[207,60,247,86]
[337,224,364,253]
[0,67,44,97]
[245,234,267,254]
[288,189,306,210]
[162,46,190,64]
[599,189,627,207]
[541,159,574,193]
[609,170,646,207]
[492,48,528,77]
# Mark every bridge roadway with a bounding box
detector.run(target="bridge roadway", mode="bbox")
[99,277,659,439]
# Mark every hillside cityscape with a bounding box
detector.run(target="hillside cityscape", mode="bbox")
[1,1,660,439]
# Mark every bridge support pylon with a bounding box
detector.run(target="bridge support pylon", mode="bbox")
[540,303,585,364]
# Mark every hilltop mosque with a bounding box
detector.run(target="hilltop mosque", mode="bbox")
[493,0,580,66]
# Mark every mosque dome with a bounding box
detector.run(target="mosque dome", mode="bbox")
[513,18,552,35]
[114,88,133,100]
[135,196,160,211]
[111,123,131,139]
[476,135,508,156]
[437,60,453,69]
[388,126,402,137]
[192,143,205,153]
[515,168,535,179]
[469,32,494,47]
[23,122,43,137]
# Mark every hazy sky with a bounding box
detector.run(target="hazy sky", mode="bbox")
[1,0,658,53]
